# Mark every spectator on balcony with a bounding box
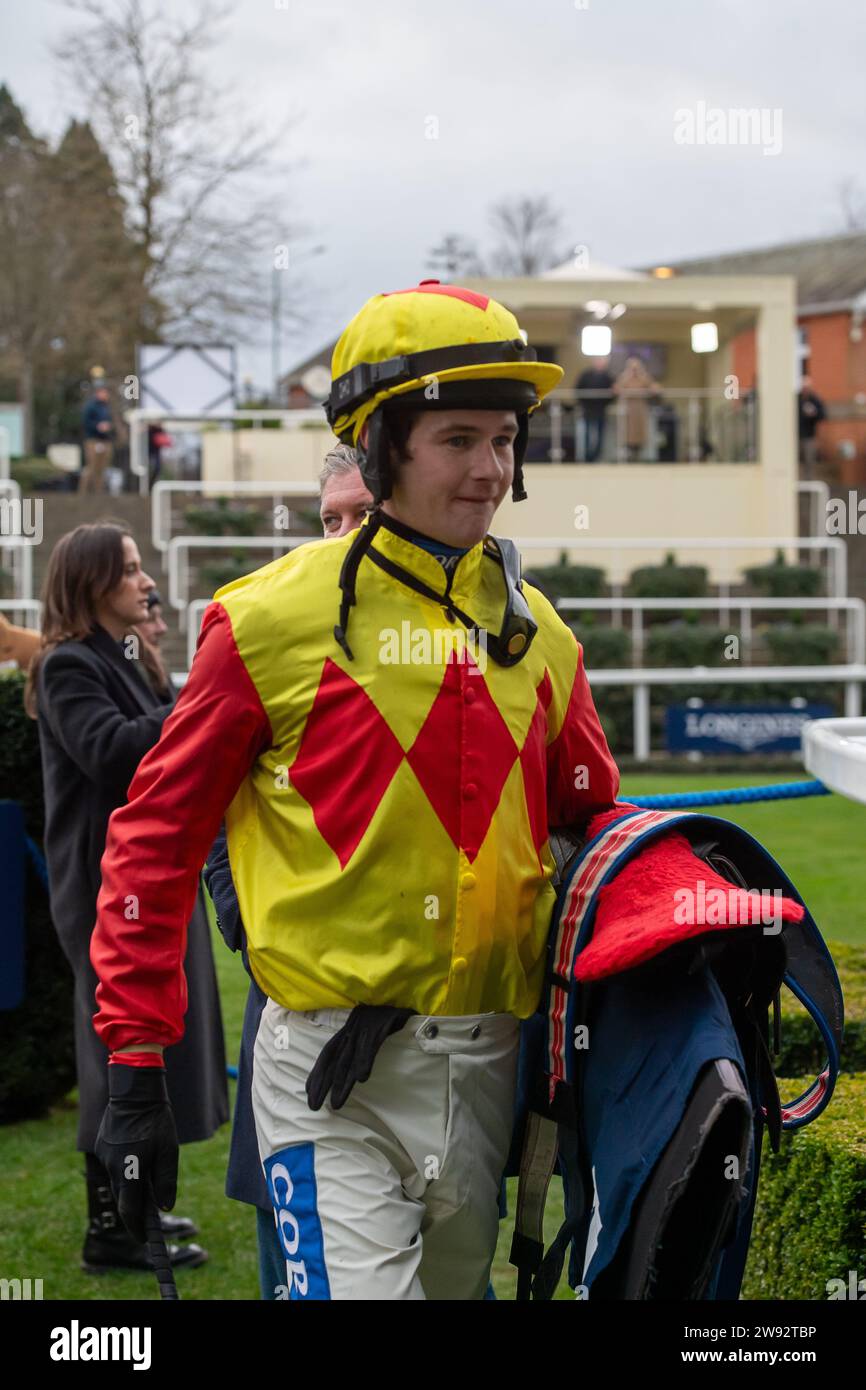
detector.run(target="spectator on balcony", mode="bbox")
[80,385,115,495]
[798,376,827,479]
[575,357,615,462]
[24,521,228,1276]
[614,356,659,461]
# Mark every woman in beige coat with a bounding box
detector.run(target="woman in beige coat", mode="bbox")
[614,356,659,460]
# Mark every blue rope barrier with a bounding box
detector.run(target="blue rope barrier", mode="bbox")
[626,779,831,809]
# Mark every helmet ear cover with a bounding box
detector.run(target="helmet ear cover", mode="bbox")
[354,379,538,506]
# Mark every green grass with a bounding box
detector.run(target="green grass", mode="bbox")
[0,772,862,1299]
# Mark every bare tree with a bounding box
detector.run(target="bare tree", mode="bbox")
[53,0,313,344]
[838,177,866,232]
[0,85,66,452]
[487,195,568,276]
[426,234,486,280]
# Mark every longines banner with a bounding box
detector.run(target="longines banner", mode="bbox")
[665,705,835,755]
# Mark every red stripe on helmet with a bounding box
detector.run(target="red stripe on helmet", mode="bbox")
[383,281,490,310]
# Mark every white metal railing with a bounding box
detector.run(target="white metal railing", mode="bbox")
[151,479,320,566]
[0,426,9,479]
[0,536,35,602]
[802,717,866,805]
[515,536,847,601]
[588,664,866,761]
[126,409,326,494]
[798,479,830,539]
[555,596,866,665]
[539,387,757,464]
[168,534,316,625]
[0,598,41,627]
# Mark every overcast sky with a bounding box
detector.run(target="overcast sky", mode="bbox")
[4,0,865,387]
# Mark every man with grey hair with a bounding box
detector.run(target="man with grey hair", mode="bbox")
[318,443,374,536]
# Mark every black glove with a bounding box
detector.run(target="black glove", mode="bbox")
[94,1063,179,1244]
[306,1005,416,1112]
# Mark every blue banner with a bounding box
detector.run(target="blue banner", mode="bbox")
[665,704,834,755]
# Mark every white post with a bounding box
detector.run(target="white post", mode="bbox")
[550,401,563,463]
[845,681,862,718]
[634,683,651,761]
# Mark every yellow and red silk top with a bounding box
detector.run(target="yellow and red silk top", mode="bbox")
[91,516,620,1060]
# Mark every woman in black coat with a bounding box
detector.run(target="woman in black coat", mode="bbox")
[25,520,228,1273]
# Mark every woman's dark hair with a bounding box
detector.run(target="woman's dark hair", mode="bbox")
[135,630,170,698]
[24,520,131,718]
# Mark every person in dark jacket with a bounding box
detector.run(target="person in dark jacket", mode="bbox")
[80,386,115,494]
[798,375,827,479]
[575,358,614,462]
[25,520,228,1274]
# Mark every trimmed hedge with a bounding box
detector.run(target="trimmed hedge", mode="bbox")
[183,496,264,537]
[744,548,825,598]
[626,551,708,601]
[742,941,864,1299]
[568,622,632,669]
[778,941,865,1075]
[764,623,841,666]
[0,671,76,1120]
[742,1073,866,1299]
[645,621,737,668]
[526,562,607,602]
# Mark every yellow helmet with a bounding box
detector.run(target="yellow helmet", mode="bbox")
[324,280,563,503]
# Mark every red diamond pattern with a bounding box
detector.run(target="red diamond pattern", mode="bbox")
[519,671,553,867]
[406,650,519,862]
[289,657,405,868]
[290,654,552,868]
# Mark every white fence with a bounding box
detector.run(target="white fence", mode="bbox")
[127,409,324,494]
[151,479,320,562]
[517,535,847,601]
[590,664,866,761]
[0,598,41,628]
[802,717,866,805]
[556,597,866,663]
[0,537,35,602]
[168,534,316,624]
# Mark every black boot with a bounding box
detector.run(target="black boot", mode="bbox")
[82,1154,208,1274]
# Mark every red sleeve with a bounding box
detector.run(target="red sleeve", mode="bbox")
[90,602,272,1061]
[547,636,620,833]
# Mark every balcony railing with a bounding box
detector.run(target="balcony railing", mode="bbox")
[528,388,759,465]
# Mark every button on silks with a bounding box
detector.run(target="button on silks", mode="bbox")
[452,956,468,974]
[461,872,477,891]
